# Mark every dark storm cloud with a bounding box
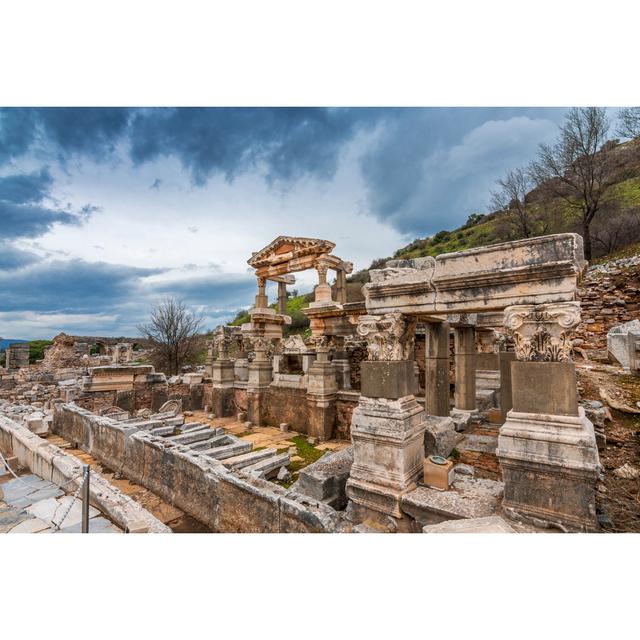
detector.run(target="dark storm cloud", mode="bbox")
[359,108,568,236]
[0,167,53,203]
[0,242,40,270]
[0,259,163,313]
[128,107,384,185]
[0,107,133,165]
[0,167,97,239]
[0,108,37,164]
[0,200,80,239]
[1,106,570,241]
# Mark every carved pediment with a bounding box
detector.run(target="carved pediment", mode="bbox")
[248,236,336,268]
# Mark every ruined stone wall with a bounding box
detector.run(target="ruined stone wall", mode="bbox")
[52,403,341,533]
[264,386,310,433]
[0,414,169,532]
[73,380,204,414]
[575,260,640,352]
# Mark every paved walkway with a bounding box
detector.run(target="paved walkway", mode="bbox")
[0,465,121,534]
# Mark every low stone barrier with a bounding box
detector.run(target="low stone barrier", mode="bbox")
[53,403,343,533]
[0,414,169,533]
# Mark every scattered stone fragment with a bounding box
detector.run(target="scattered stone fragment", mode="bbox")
[613,463,640,480]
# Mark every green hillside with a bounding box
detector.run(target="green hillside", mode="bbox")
[388,137,640,263]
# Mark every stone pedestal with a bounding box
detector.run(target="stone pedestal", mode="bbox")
[454,326,476,412]
[247,348,272,425]
[498,302,600,531]
[211,359,235,417]
[497,362,599,530]
[346,393,426,519]
[425,321,450,417]
[306,348,337,441]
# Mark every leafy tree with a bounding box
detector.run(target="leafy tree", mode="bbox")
[530,107,614,261]
[138,297,203,376]
[28,340,53,363]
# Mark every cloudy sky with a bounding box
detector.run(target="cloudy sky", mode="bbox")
[0,107,570,339]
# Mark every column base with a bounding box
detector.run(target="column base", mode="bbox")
[346,395,425,519]
[497,408,600,531]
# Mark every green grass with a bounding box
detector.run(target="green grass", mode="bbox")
[274,435,326,487]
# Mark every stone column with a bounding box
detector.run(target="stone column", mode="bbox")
[453,326,476,412]
[255,276,268,309]
[233,337,249,383]
[247,337,273,426]
[211,334,235,417]
[204,339,215,378]
[277,281,287,314]
[313,258,333,305]
[330,336,351,390]
[346,313,426,524]
[306,337,338,441]
[497,302,600,531]
[424,321,450,417]
[335,269,347,304]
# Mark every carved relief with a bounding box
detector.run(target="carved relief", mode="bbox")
[504,302,581,362]
[357,313,417,361]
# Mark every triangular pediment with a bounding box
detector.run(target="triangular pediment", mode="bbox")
[248,236,335,267]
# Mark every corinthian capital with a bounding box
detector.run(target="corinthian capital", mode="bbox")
[504,302,581,362]
[356,312,416,361]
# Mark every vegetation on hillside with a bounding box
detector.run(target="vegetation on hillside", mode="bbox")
[28,340,53,363]
[229,289,314,336]
[357,112,640,271]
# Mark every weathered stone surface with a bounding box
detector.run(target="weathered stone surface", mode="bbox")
[245,452,290,479]
[8,517,50,533]
[423,416,462,458]
[297,446,353,509]
[347,395,425,518]
[422,515,515,533]
[607,319,640,371]
[400,476,503,526]
[365,233,586,315]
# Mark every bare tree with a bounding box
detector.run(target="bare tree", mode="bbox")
[491,167,537,238]
[530,107,613,261]
[617,107,640,139]
[138,297,203,376]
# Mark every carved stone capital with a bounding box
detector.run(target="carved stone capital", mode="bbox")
[504,302,581,362]
[356,313,417,361]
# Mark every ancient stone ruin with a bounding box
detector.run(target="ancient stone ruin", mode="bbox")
[3,231,634,533]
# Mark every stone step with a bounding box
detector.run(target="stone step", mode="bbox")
[422,515,515,533]
[186,435,230,451]
[166,427,213,445]
[400,476,504,527]
[200,441,253,461]
[222,448,278,470]
[244,453,290,479]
